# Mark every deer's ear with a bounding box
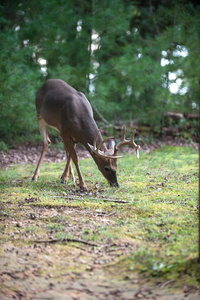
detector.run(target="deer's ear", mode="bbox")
[105,149,115,156]
[106,139,115,151]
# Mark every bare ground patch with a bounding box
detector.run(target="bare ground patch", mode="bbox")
[1,201,200,300]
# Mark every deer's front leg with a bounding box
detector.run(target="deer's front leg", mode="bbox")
[62,137,87,191]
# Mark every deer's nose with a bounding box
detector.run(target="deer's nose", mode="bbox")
[110,181,119,187]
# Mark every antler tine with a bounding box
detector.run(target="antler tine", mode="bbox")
[93,128,101,149]
[122,124,126,140]
[136,146,140,159]
[93,149,124,160]
[131,129,140,158]
[93,128,124,159]
[115,125,140,158]
[115,125,127,151]
[131,129,136,142]
[130,129,137,146]
[96,136,114,152]
[93,128,114,151]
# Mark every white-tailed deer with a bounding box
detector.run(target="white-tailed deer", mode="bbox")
[32,79,140,190]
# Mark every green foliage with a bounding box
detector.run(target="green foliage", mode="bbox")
[0,0,199,147]
[93,0,200,125]
[0,18,42,146]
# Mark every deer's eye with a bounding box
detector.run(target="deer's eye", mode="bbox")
[104,166,110,172]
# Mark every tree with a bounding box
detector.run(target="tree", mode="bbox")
[0,0,199,148]
[91,0,200,126]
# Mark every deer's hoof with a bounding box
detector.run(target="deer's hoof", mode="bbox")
[61,179,67,184]
[79,185,88,191]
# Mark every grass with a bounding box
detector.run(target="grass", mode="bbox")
[0,145,199,289]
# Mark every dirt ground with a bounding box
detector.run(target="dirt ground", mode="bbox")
[1,203,200,300]
[0,141,199,300]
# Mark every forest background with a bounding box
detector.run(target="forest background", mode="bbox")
[0,0,199,150]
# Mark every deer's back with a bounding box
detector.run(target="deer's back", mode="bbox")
[35,79,93,131]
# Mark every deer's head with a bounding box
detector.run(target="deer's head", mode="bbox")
[88,125,140,187]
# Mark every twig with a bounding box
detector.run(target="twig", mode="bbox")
[33,237,98,247]
[106,211,117,217]
[160,279,175,289]
[100,198,128,203]
[95,243,117,253]
[1,271,17,279]
[92,104,109,124]
[54,195,128,203]
[66,195,128,203]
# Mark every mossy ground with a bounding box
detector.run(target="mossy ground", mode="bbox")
[0,145,199,298]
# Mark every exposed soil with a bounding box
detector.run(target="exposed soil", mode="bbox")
[1,202,200,300]
[0,144,90,170]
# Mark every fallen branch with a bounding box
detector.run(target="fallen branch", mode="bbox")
[1,271,18,280]
[100,198,128,203]
[33,237,98,247]
[62,195,128,203]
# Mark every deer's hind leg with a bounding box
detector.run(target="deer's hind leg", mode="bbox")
[32,115,51,181]
[61,150,75,184]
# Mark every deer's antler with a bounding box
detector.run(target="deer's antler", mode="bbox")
[92,128,124,159]
[115,125,140,158]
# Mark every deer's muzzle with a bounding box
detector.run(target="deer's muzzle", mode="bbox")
[110,180,119,187]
